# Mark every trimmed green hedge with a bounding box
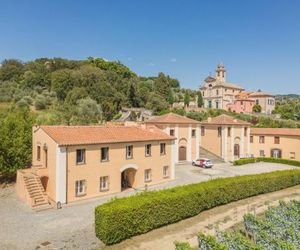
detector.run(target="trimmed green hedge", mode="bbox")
[95,170,300,245]
[234,157,300,167]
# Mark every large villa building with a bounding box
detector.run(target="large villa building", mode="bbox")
[200,64,275,114]
[17,125,175,208]
[16,113,300,209]
[200,64,245,110]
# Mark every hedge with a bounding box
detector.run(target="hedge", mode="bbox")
[234,157,300,167]
[95,170,300,245]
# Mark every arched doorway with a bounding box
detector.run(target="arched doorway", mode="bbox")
[271,149,282,158]
[179,146,187,161]
[234,144,240,158]
[120,165,138,190]
[40,176,48,191]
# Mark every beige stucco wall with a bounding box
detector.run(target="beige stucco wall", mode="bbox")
[148,123,200,162]
[66,140,173,203]
[201,125,222,157]
[250,134,300,160]
[201,124,250,162]
[32,127,57,202]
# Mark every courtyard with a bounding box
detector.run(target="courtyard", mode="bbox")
[0,162,298,250]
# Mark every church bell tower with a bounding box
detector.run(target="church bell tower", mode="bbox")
[216,63,226,82]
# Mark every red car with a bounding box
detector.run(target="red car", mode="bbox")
[192,158,213,168]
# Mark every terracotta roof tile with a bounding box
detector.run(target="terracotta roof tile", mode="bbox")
[250,128,300,136]
[146,113,201,124]
[40,125,175,146]
[201,114,251,126]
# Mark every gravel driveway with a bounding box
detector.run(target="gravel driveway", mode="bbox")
[0,162,297,250]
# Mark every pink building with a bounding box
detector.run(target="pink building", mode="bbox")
[227,92,255,113]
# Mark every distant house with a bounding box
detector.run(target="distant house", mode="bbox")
[227,91,255,113]
[249,91,275,114]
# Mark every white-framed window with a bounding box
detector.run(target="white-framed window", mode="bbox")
[160,143,166,155]
[170,129,175,136]
[37,145,41,161]
[75,180,86,196]
[145,144,151,157]
[100,176,109,191]
[290,152,296,159]
[163,166,169,178]
[101,147,109,161]
[201,126,205,136]
[144,169,152,182]
[191,129,196,137]
[76,149,86,165]
[259,136,265,144]
[126,145,133,159]
[259,150,265,157]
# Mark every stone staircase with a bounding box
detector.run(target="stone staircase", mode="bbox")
[200,147,225,164]
[23,173,50,209]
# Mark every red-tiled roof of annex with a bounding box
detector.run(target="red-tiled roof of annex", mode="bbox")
[146,113,201,124]
[39,125,175,146]
[201,114,251,126]
[250,128,300,137]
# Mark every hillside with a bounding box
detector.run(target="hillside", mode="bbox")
[0,57,188,124]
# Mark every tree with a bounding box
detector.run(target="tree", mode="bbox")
[71,98,102,125]
[0,109,34,180]
[34,95,47,110]
[146,93,169,114]
[154,73,171,98]
[197,91,204,108]
[51,69,75,101]
[253,104,262,113]
[0,59,24,81]
[184,92,190,107]
[128,83,139,107]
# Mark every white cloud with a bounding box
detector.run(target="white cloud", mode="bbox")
[148,62,155,66]
[170,58,177,63]
[127,57,132,61]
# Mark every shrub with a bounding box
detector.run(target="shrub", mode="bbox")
[234,157,300,167]
[16,99,29,109]
[174,241,194,250]
[34,95,47,110]
[95,170,300,245]
[233,158,257,165]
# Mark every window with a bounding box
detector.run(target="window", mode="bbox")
[101,147,109,161]
[244,127,248,137]
[259,150,265,157]
[170,129,175,136]
[75,180,86,196]
[241,101,244,105]
[259,136,265,144]
[201,126,205,136]
[290,152,296,159]
[160,143,166,155]
[191,129,196,137]
[76,149,85,165]
[126,145,133,159]
[37,145,41,161]
[250,136,254,143]
[163,166,169,178]
[256,99,259,105]
[216,89,219,95]
[208,100,212,108]
[274,136,280,144]
[216,101,219,109]
[227,127,231,137]
[144,169,152,182]
[145,144,151,157]
[218,127,222,137]
[100,176,109,191]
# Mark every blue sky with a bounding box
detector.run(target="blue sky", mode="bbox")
[0,0,300,94]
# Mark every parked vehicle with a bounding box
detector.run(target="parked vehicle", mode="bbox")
[192,158,213,168]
